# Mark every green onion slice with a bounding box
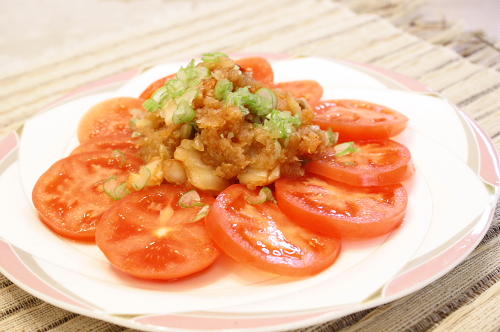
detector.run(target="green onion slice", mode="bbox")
[334,142,358,157]
[215,79,233,100]
[202,52,229,62]
[256,88,278,109]
[327,129,339,146]
[246,186,276,205]
[190,204,210,223]
[179,190,205,208]
[263,109,301,139]
[103,176,130,200]
[143,99,159,112]
[172,100,196,124]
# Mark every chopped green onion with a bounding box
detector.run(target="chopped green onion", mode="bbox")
[256,88,278,109]
[177,87,198,105]
[143,98,159,112]
[130,166,151,191]
[243,93,272,116]
[342,161,357,166]
[327,129,339,146]
[246,186,276,205]
[103,176,130,200]
[334,142,358,157]
[179,190,205,208]
[263,109,302,139]
[164,79,187,99]
[152,86,168,103]
[172,100,196,124]
[190,204,210,222]
[225,87,250,114]
[202,52,229,62]
[215,79,233,100]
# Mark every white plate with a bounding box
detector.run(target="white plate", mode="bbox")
[0,54,497,331]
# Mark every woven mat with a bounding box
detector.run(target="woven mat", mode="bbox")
[0,0,498,331]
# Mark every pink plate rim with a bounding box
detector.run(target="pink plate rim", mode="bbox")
[0,53,497,332]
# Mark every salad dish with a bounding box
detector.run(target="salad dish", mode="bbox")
[0,54,495,330]
[31,53,414,280]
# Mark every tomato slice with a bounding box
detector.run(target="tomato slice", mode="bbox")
[306,140,413,187]
[206,184,341,276]
[32,151,143,241]
[275,175,408,238]
[96,185,220,280]
[77,97,144,143]
[314,100,408,140]
[275,80,323,105]
[236,57,274,85]
[139,73,176,100]
[71,134,140,156]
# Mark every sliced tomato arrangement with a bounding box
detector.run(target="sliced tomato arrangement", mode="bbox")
[139,73,176,100]
[96,185,219,280]
[275,80,323,105]
[306,140,413,187]
[206,184,341,277]
[71,134,140,156]
[236,57,274,85]
[32,151,142,241]
[32,56,415,280]
[275,175,408,238]
[314,99,408,140]
[77,97,144,143]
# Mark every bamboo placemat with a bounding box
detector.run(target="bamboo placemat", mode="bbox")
[0,0,498,331]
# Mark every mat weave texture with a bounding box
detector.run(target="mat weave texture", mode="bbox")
[0,0,498,331]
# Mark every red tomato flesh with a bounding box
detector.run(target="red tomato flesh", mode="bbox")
[236,57,274,85]
[96,185,220,280]
[78,97,144,143]
[275,175,408,238]
[32,151,142,241]
[275,80,323,105]
[139,73,176,100]
[206,184,341,277]
[71,134,140,156]
[314,100,408,140]
[306,140,413,187]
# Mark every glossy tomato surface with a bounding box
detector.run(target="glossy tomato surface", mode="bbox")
[306,140,413,187]
[314,100,408,140]
[275,175,408,238]
[275,80,323,105]
[77,97,144,143]
[139,73,176,100]
[96,185,220,280]
[32,151,142,241]
[206,184,341,277]
[236,57,274,85]
[71,134,140,156]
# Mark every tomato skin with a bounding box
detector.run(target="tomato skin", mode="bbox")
[71,134,140,156]
[77,97,144,143]
[96,185,220,280]
[306,140,413,187]
[236,57,274,85]
[32,151,143,242]
[206,184,341,277]
[139,73,176,100]
[314,100,408,140]
[275,80,323,105]
[275,175,408,239]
